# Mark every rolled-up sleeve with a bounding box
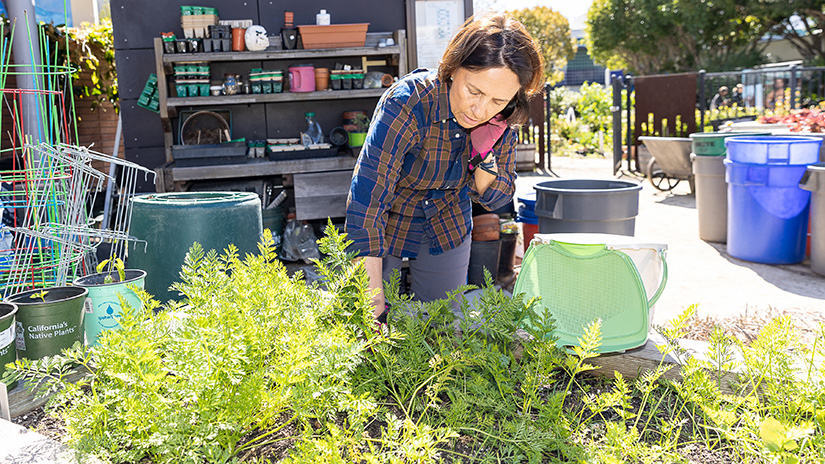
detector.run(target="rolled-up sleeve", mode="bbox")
[468,128,517,211]
[346,96,419,257]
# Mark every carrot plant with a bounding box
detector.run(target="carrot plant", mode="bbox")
[8,226,825,463]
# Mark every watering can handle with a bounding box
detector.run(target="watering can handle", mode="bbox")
[292,70,301,89]
[646,249,668,308]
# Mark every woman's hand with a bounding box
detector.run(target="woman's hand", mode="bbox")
[470,114,508,159]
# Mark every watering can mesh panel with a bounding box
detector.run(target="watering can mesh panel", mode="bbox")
[515,241,650,352]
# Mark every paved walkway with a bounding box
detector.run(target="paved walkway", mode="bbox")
[515,156,825,328]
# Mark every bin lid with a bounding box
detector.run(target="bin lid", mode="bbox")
[517,191,536,206]
[533,233,667,252]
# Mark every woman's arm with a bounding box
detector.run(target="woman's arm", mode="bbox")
[360,256,385,318]
[472,152,498,194]
[468,128,518,211]
[346,91,420,319]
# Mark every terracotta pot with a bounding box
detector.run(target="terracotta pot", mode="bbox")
[314,68,329,91]
[232,27,246,51]
[472,213,500,241]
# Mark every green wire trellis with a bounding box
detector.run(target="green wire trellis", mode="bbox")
[0,10,155,295]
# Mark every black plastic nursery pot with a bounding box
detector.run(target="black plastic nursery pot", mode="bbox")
[0,301,18,385]
[8,286,88,360]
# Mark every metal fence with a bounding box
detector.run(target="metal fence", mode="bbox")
[611,65,825,173]
[698,65,825,130]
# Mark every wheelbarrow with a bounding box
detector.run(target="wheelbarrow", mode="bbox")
[638,137,695,193]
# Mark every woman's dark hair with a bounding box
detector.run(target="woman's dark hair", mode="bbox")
[438,13,544,125]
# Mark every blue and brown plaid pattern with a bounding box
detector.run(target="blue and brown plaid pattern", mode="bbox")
[346,69,516,258]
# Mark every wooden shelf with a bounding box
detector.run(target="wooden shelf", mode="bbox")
[163,45,402,63]
[163,155,358,183]
[166,88,386,107]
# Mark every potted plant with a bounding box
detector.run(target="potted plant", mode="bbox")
[7,286,88,360]
[348,112,370,148]
[73,257,147,346]
[0,301,18,385]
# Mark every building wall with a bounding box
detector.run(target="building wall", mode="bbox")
[110,0,407,191]
[559,45,605,88]
[71,0,99,25]
[763,37,809,64]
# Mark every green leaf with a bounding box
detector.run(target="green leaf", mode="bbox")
[760,416,787,453]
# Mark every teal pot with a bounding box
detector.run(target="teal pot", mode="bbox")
[74,269,146,346]
[8,286,88,360]
[0,301,18,386]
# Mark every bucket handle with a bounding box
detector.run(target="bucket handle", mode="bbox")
[799,169,814,192]
[744,165,768,187]
[646,249,668,309]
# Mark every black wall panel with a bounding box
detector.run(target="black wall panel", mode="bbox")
[120,100,165,148]
[111,0,260,50]
[113,49,157,101]
[111,0,407,179]
[256,1,405,35]
[125,146,166,192]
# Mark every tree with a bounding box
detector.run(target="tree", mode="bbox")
[585,0,771,75]
[752,1,825,65]
[507,6,575,85]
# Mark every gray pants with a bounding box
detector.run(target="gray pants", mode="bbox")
[382,233,471,312]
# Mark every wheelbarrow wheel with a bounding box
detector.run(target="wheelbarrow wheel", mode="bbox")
[645,158,681,192]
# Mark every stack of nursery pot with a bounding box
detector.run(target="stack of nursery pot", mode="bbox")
[74,268,146,345]
[8,286,88,360]
[0,302,18,385]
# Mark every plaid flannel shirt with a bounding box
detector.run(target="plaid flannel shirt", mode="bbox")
[346,69,517,258]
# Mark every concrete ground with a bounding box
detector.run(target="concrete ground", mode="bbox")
[515,156,825,329]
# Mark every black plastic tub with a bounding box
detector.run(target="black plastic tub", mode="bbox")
[172,141,248,167]
[534,179,642,236]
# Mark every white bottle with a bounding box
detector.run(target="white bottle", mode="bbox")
[316,9,330,26]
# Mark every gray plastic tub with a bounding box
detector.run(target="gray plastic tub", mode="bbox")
[692,154,727,243]
[533,179,642,236]
[800,163,825,276]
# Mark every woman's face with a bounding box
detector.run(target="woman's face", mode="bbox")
[449,66,520,129]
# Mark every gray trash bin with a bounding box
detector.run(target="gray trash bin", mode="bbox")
[800,162,825,276]
[533,179,642,236]
[692,154,728,243]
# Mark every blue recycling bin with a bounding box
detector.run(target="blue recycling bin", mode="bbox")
[724,136,822,264]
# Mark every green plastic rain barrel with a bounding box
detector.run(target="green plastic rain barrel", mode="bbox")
[128,192,262,302]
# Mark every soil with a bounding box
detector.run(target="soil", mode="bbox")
[12,404,67,443]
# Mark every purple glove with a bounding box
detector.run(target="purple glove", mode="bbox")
[468,115,508,170]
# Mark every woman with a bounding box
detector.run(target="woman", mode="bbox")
[346,13,544,319]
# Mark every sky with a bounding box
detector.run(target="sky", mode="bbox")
[476,0,595,30]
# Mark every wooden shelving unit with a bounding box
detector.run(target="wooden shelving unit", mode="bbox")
[153,31,407,214]
[166,88,386,108]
